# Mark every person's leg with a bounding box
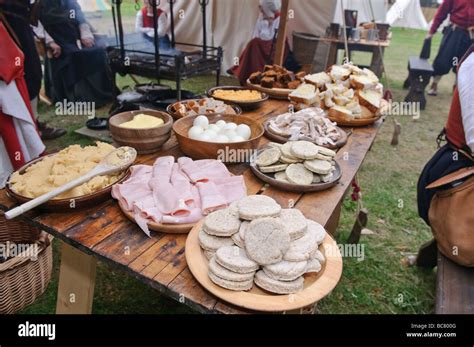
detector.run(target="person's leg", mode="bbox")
[33,97,67,140]
[429,26,458,96]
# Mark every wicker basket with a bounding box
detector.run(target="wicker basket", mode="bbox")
[0,230,53,314]
[292,32,320,72]
[0,212,41,244]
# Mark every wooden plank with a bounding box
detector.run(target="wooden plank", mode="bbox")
[56,242,97,314]
[436,252,474,314]
[274,0,290,66]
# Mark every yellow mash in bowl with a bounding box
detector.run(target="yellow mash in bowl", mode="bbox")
[119,114,164,129]
[9,142,123,199]
[212,89,262,102]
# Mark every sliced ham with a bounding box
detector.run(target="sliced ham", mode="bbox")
[112,157,247,236]
[180,159,231,183]
[196,181,228,215]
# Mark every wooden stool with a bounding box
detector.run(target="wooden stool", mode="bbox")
[404,57,433,110]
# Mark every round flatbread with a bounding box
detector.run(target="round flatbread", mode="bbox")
[238,221,249,240]
[286,163,314,185]
[280,155,301,164]
[305,258,322,274]
[283,220,321,262]
[260,164,288,173]
[203,208,241,237]
[279,209,308,240]
[199,229,235,252]
[254,270,304,294]
[307,220,327,245]
[313,153,333,161]
[209,257,255,282]
[304,159,333,175]
[215,246,259,274]
[314,145,336,157]
[263,260,308,281]
[312,175,322,184]
[281,142,299,160]
[238,195,281,220]
[321,172,334,183]
[312,249,326,264]
[204,250,215,260]
[256,148,281,167]
[274,171,289,182]
[232,232,245,248]
[245,218,290,265]
[291,141,320,160]
[209,271,254,291]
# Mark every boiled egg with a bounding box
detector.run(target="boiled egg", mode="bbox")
[188,126,204,140]
[193,115,209,129]
[229,135,245,143]
[223,122,238,131]
[214,135,230,143]
[197,133,212,142]
[202,129,218,140]
[236,124,251,140]
[208,124,220,132]
[216,120,227,128]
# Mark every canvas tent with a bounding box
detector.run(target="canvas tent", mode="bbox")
[386,0,429,30]
[333,0,388,24]
[147,0,337,71]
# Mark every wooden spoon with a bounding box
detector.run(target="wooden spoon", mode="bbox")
[5,147,137,219]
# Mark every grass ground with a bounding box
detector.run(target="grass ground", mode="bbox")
[20,27,454,314]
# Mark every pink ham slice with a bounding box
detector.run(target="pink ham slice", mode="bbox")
[196,181,228,215]
[170,163,194,206]
[213,176,247,204]
[180,159,231,183]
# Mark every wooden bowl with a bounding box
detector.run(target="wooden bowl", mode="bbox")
[166,99,242,120]
[5,153,130,212]
[173,114,264,162]
[207,86,269,110]
[185,220,343,312]
[109,110,173,154]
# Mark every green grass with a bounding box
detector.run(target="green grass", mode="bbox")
[21,27,453,314]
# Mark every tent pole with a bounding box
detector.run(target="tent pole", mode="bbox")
[340,0,350,62]
[274,0,290,66]
[200,0,209,58]
[114,0,125,61]
[152,0,161,82]
[169,0,176,48]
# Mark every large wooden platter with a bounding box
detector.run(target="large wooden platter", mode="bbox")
[118,200,195,234]
[250,154,342,193]
[327,115,382,127]
[5,154,129,212]
[264,120,348,150]
[246,80,292,100]
[185,220,343,312]
[207,86,269,110]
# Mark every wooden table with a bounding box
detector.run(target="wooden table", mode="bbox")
[0,100,382,314]
[318,37,391,78]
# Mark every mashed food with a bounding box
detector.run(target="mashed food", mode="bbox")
[119,114,164,129]
[10,142,123,199]
[212,89,262,102]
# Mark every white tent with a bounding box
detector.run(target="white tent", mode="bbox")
[386,0,428,30]
[333,0,389,24]
[155,0,337,71]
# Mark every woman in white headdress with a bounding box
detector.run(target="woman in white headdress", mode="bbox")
[229,0,297,85]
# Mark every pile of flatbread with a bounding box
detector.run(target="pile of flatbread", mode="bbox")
[254,141,337,185]
[198,195,327,294]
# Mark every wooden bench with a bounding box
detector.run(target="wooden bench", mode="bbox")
[417,240,474,314]
[404,56,434,110]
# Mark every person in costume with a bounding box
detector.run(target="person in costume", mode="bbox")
[135,0,172,50]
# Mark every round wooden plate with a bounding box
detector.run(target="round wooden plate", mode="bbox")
[264,120,348,150]
[250,154,342,193]
[5,154,130,212]
[166,99,243,120]
[246,80,292,100]
[118,201,195,234]
[185,220,343,312]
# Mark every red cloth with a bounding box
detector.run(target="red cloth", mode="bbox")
[445,45,474,150]
[141,7,164,29]
[429,0,474,35]
[0,22,41,169]
[229,38,290,85]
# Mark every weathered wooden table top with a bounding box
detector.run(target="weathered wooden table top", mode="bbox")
[0,100,383,314]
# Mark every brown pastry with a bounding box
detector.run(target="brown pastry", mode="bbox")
[287,80,302,89]
[295,71,307,80]
[249,72,262,84]
[261,77,275,88]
